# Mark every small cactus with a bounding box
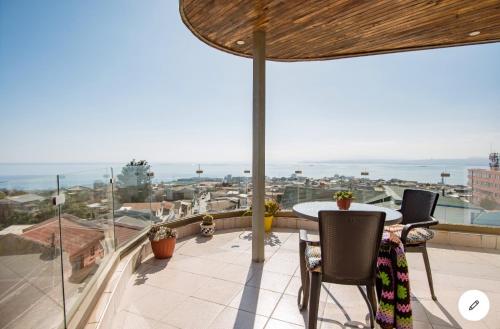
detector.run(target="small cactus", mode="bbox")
[202,214,214,226]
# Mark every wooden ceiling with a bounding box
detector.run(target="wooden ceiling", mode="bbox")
[179,0,500,61]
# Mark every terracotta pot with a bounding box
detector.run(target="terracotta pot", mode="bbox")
[336,199,352,210]
[151,237,176,259]
[264,215,273,233]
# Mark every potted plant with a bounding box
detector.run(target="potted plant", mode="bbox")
[264,199,280,233]
[148,224,177,259]
[242,199,280,233]
[200,214,215,236]
[334,191,355,210]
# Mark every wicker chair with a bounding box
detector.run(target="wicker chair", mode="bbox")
[385,189,439,300]
[298,211,386,329]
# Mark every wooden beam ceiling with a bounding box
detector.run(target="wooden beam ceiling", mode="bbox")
[180,0,500,61]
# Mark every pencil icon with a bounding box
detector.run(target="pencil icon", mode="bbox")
[469,300,479,311]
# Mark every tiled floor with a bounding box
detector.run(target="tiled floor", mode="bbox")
[111,228,500,329]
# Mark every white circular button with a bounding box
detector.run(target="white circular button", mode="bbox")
[458,290,489,321]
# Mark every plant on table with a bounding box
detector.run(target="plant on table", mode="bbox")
[200,214,215,236]
[148,224,177,259]
[334,191,355,210]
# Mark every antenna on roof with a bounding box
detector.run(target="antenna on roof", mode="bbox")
[440,170,450,196]
[195,164,204,178]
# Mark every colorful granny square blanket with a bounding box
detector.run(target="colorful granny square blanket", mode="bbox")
[376,231,413,329]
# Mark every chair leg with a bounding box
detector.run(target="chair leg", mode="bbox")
[422,246,437,301]
[308,271,322,329]
[367,285,377,329]
[298,240,309,310]
[358,285,376,329]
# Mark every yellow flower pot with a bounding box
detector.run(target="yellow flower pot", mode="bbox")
[264,215,274,233]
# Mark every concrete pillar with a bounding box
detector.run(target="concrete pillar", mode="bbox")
[252,29,266,262]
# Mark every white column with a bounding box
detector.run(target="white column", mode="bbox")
[252,29,266,262]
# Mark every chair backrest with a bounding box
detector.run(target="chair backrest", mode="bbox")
[400,189,439,225]
[318,210,386,285]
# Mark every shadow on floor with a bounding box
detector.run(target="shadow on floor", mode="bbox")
[421,299,462,328]
[233,261,263,328]
[321,284,371,329]
[239,231,282,247]
[133,256,173,286]
[194,235,213,244]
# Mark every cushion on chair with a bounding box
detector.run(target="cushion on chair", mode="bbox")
[385,224,434,245]
[305,245,321,270]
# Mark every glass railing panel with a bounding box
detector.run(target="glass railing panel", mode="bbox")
[141,163,252,221]
[0,176,64,329]
[113,161,154,247]
[58,168,114,321]
[268,161,500,227]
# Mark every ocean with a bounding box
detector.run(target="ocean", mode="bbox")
[0,159,489,190]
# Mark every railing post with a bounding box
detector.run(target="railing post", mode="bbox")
[55,174,68,328]
[110,167,117,250]
[252,29,266,262]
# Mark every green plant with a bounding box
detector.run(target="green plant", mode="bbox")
[147,223,177,241]
[334,191,355,201]
[201,214,214,225]
[242,199,280,217]
[117,159,152,203]
[264,199,280,217]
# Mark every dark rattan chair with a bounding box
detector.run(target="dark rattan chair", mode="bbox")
[386,189,439,300]
[298,211,386,329]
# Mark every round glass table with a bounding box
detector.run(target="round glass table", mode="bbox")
[292,201,402,226]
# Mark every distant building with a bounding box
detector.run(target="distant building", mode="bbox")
[21,214,106,283]
[383,185,483,225]
[433,196,483,225]
[0,224,33,235]
[472,211,500,226]
[66,185,93,193]
[165,186,195,201]
[173,200,192,218]
[468,153,500,210]
[6,193,46,204]
[206,197,240,212]
[113,215,150,245]
[121,201,173,218]
[0,193,46,219]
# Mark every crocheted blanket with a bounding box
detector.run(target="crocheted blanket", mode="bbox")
[376,232,413,329]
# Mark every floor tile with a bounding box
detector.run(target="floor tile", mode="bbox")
[284,276,302,297]
[320,303,371,329]
[145,268,210,295]
[124,288,188,321]
[213,263,258,284]
[167,255,225,277]
[263,258,298,276]
[161,297,224,329]
[229,286,282,317]
[112,310,177,329]
[191,277,244,305]
[247,270,292,293]
[207,306,268,329]
[271,294,320,326]
[265,318,304,329]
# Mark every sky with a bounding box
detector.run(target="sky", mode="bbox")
[1,1,499,164]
